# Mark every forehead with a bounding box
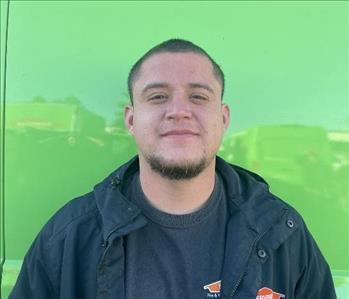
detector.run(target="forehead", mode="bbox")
[134,52,220,89]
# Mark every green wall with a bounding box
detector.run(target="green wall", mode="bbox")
[1,1,348,297]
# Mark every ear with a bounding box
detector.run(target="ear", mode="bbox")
[124,105,135,134]
[221,103,230,130]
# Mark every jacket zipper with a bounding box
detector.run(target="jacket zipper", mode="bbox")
[229,244,254,298]
[100,240,110,264]
[229,227,271,298]
[99,216,140,267]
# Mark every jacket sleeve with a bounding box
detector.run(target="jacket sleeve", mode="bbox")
[294,222,337,299]
[9,226,57,299]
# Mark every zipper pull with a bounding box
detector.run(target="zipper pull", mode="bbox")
[101,240,108,248]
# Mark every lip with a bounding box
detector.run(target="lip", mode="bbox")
[161,130,199,137]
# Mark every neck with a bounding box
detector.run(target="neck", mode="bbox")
[138,155,216,215]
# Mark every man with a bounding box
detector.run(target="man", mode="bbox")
[10,39,336,298]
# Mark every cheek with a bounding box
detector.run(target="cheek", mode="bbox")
[132,112,158,139]
[207,119,225,143]
[207,114,225,131]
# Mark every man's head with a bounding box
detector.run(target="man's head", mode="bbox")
[124,39,230,180]
[128,39,225,104]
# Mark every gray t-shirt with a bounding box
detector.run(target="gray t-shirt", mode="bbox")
[124,172,229,299]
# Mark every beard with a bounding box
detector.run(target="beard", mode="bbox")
[145,154,211,180]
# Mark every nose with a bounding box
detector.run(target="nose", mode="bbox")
[165,92,192,120]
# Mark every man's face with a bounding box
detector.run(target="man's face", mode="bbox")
[125,52,230,179]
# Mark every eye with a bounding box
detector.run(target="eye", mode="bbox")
[190,94,208,101]
[148,94,168,102]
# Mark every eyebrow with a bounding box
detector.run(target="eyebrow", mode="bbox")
[188,83,214,94]
[141,82,215,95]
[141,82,169,95]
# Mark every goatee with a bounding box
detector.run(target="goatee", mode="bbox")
[145,155,209,180]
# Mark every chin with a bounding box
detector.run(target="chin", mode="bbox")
[144,152,214,180]
[162,154,203,165]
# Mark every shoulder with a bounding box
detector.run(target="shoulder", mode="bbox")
[218,157,314,248]
[34,157,139,246]
[39,191,101,245]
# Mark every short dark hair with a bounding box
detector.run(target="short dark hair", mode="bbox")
[127,38,225,104]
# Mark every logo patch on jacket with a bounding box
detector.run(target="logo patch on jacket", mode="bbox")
[203,280,221,297]
[256,287,285,299]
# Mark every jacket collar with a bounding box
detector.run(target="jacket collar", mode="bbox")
[93,156,146,241]
[216,156,286,235]
[94,155,286,241]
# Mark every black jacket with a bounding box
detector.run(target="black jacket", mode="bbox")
[10,156,336,298]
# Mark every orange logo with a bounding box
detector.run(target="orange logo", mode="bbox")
[203,280,221,293]
[256,287,285,299]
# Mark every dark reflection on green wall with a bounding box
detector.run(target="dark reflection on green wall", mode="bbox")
[5,98,137,259]
[219,124,349,270]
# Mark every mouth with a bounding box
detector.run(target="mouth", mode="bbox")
[161,130,199,137]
